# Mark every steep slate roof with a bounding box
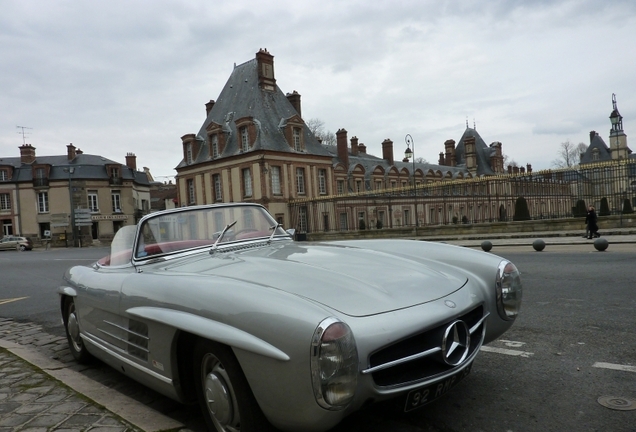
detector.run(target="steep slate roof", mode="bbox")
[324,145,467,183]
[579,131,634,164]
[453,127,497,176]
[579,132,613,164]
[0,153,149,185]
[177,58,330,168]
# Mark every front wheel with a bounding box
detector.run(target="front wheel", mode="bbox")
[193,340,273,432]
[63,298,92,363]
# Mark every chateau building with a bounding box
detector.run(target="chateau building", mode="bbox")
[0,143,150,245]
[176,49,511,226]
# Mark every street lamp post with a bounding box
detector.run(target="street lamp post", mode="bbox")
[609,93,623,224]
[404,134,418,227]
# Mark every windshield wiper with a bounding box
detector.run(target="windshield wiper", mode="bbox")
[268,223,282,244]
[210,220,237,254]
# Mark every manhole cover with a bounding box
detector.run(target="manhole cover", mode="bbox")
[597,396,636,411]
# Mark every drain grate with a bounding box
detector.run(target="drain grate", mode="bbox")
[597,396,636,411]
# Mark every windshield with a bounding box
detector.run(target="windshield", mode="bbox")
[98,225,137,266]
[134,204,287,260]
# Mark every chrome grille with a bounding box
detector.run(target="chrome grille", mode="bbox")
[366,306,486,387]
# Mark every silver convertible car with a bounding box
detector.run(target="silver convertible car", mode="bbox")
[59,203,522,432]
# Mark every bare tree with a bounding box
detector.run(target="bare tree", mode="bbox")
[503,153,517,169]
[305,118,324,137]
[415,157,429,164]
[552,140,588,168]
[306,117,336,146]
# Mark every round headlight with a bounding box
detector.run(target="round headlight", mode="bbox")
[496,260,522,320]
[310,318,358,410]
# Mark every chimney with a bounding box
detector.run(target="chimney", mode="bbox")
[205,100,215,116]
[513,166,519,174]
[256,48,276,91]
[350,136,359,155]
[439,152,445,165]
[336,129,349,167]
[76,148,83,155]
[507,165,513,174]
[286,91,301,117]
[126,152,137,170]
[67,143,76,161]
[520,167,525,174]
[358,143,367,154]
[19,144,36,164]
[527,164,532,173]
[444,139,456,166]
[589,130,596,143]
[382,139,394,165]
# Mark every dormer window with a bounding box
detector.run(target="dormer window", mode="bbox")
[592,148,600,161]
[293,128,302,151]
[234,117,255,153]
[0,169,9,181]
[240,127,249,152]
[211,134,219,158]
[186,142,193,163]
[282,116,305,152]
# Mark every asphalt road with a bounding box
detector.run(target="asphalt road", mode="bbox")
[1,245,635,432]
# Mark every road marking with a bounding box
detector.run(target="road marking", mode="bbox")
[480,346,534,358]
[0,297,29,306]
[498,339,526,348]
[593,362,636,373]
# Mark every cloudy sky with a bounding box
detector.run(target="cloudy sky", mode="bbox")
[2,0,635,181]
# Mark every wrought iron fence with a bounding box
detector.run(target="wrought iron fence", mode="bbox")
[288,160,636,233]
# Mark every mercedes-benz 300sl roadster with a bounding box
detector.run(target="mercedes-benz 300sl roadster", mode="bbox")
[59,203,522,432]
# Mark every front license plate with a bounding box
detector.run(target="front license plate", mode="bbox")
[404,363,472,412]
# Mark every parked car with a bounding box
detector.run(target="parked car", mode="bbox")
[0,236,33,251]
[59,203,522,432]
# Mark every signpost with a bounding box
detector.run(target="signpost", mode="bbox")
[73,209,92,248]
[74,209,93,227]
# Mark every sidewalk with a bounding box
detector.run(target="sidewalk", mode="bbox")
[1,229,634,431]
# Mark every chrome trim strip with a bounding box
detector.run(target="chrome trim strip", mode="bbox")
[361,347,442,375]
[378,341,482,392]
[103,320,150,341]
[82,332,172,385]
[469,312,490,334]
[97,328,150,354]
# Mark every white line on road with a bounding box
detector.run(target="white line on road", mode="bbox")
[593,362,636,373]
[480,346,534,358]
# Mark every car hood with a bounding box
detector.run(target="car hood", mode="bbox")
[160,241,468,317]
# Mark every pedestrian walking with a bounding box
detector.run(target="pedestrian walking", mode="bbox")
[585,205,600,239]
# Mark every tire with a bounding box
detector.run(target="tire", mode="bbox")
[193,339,273,432]
[63,298,93,363]
[19,244,26,251]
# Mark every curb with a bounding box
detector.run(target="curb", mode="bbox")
[0,338,184,432]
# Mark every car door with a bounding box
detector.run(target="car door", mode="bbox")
[73,264,136,355]
[0,238,12,250]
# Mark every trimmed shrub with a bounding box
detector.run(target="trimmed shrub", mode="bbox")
[513,196,531,221]
[599,197,610,216]
[573,200,587,217]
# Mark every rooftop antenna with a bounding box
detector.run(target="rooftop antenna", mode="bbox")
[16,126,33,145]
[465,117,469,128]
[473,118,476,130]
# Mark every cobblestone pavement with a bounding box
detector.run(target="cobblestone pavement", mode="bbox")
[0,318,200,432]
[0,349,140,432]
